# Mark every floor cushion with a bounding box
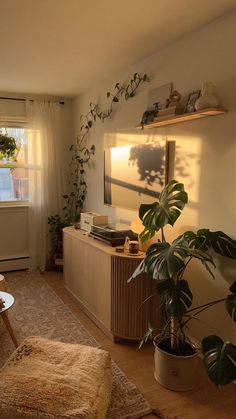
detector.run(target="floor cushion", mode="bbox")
[0,336,112,418]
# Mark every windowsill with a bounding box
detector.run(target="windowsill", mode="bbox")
[0,201,29,209]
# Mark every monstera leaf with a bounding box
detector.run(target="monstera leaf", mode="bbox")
[146,236,214,280]
[139,180,188,242]
[225,280,236,322]
[157,279,193,318]
[184,229,236,259]
[129,235,215,282]
[140,238,188,281]
[202,335,236,386]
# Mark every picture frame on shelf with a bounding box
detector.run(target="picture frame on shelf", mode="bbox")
[148,82,173,110]
[184,90,201,113]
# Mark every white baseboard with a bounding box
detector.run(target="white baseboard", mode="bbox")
[0,257,29,272]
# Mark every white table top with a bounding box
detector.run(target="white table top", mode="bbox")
[0,291,14,313]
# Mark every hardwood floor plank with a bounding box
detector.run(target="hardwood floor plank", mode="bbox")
[44,271,236,419]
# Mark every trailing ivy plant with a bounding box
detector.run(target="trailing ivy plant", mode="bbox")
[61,72,149,224]
[63,138,95,223]
[47,72,149,265]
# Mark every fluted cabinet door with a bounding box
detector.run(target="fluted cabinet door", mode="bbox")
[63,227,161,341]
[111,256,160,340]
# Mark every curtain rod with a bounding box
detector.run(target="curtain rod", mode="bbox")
[0,96,65,105]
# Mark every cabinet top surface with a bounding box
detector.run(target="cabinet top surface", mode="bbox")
[63,226,144,259]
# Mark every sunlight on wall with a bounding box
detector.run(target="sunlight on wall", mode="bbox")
[104,131,165,148]
[103,130,203,230]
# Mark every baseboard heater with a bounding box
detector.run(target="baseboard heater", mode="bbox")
[0,256,29,272]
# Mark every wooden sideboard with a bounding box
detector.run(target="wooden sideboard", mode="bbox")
[63,227,160,341]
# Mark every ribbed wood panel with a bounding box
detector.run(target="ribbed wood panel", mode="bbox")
[111,256,160,340]
[64,227,161,341]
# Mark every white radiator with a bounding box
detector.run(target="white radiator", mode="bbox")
[0,255,29,272]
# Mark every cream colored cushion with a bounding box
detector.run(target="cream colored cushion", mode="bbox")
[0,336,112,418]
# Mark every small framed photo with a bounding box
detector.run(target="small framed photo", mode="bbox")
[185,90,201,113]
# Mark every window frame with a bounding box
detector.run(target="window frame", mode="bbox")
[0,124,29,207]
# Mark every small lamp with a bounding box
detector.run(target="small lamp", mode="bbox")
[131,217,152,252]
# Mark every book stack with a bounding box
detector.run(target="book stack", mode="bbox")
[154,105,182,121]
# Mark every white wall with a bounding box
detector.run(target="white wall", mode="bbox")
[0,97,73,271]
[72,11,236,345]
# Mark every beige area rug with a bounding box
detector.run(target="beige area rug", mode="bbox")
[0,271,164,419]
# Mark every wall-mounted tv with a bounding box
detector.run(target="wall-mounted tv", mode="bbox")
[104,140,174,211]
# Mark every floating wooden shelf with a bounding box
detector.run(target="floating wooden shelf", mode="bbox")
[138,108,228,129]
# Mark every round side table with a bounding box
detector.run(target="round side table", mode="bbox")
[0,291,18,348]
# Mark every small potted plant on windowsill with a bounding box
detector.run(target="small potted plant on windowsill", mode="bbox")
[0,132,18,161]
[129,180,236,391]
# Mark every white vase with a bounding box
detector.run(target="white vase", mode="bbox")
[195,81,219,110]
[195,94,219,110]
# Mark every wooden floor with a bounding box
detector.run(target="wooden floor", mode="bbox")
[44,270,235,419]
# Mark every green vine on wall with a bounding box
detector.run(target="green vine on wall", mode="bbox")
[47,72,149,267]
[63,72,149,223]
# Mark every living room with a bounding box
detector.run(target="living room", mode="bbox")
[0,1,236,418]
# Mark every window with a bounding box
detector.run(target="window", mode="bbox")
[0,128,28,203]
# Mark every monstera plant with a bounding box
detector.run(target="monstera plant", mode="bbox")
[129,180,236,389]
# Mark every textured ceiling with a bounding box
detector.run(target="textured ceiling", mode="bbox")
[0,0,235,97]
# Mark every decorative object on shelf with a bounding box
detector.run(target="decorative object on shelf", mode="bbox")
[166,89,182,108]
[0,130,18,162]
[184,90,201,113]
[140,109,156,127]
[129,180,236,390]
[140,82,173,128]
[195,81,219,111]
[148,82,173,110]
[154,102,182,121]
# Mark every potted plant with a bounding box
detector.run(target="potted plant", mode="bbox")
[47,138,95,268]
[129,180,236,390]
[0,132,18,161]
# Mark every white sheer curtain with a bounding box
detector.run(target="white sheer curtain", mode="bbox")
[26,100,67,271]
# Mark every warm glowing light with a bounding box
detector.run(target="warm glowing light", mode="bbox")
[131,217,143,234]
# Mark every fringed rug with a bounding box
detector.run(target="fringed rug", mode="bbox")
[0,271,163,419]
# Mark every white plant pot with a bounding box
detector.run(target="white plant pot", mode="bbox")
[154,339,198,391]
[195,94,219,111]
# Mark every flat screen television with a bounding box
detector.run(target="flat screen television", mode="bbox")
[104,140,173,211]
